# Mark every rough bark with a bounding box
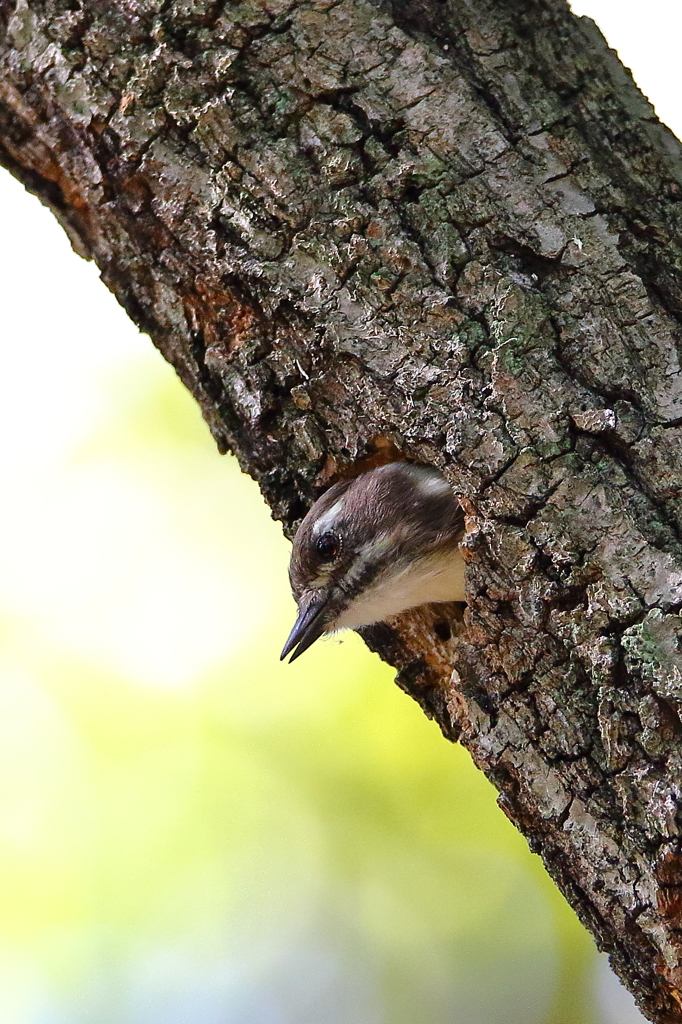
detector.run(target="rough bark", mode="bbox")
[2,0,682,1017]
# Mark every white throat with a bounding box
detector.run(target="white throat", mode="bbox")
[333,548,466,631]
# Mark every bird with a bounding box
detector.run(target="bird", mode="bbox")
[281,462,466,662]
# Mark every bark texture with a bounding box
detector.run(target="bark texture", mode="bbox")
[2,0,682,1017]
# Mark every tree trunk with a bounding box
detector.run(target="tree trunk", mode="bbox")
[2,0,682,1017]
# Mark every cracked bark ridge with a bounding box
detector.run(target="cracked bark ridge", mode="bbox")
[2,0,682,1017]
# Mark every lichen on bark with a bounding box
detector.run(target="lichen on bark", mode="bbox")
[2,0,682,1018]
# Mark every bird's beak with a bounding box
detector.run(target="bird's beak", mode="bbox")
[280,592,330,662]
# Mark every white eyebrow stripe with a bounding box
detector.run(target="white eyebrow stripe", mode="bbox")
[312,498,345,536]
[416,472,453,496]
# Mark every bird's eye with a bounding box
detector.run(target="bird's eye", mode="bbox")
[316,532,340,562]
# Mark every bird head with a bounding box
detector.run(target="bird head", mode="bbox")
[281,462,465,662]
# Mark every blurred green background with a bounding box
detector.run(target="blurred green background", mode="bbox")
[1,1,675,1020]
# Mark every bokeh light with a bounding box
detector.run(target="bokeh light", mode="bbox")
[1,1,670,1019]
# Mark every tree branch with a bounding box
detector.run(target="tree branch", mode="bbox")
[2,0,682,1017]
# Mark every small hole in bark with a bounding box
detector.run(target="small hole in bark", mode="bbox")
[433,620,451,642]
[403,184,422,203]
